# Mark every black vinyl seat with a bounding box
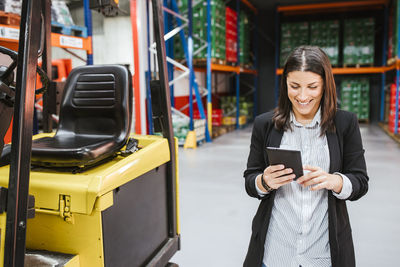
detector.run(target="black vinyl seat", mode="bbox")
[31,65,132,167]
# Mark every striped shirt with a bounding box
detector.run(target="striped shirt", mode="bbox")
[256,108,353,267]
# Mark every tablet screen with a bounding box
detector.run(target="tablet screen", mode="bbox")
[266,147,304,180]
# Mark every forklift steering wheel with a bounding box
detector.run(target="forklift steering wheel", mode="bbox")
[0,45,50,96]
[0,46,18,88]
[0,45,51,163]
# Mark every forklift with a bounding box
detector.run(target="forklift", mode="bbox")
[0,0,180,266]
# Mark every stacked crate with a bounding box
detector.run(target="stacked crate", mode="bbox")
[174,0,225,62]
[388,0,399,64]
[310,20,339,66]
[389,83,400,133]
[343,18,375,66]
[173,0,187,60]
[280,22,309,67]
[239,11,250,66]
[226,7,237,64]
[0,0,21,14]
[340,78,370,120]
[193,0,225,60]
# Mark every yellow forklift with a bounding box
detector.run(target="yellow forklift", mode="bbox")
[0,0,180,266]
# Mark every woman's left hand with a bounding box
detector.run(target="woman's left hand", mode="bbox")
[297,165,343,194]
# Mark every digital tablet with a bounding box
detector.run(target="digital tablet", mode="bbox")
[266,147,303,180]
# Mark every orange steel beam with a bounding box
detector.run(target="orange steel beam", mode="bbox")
[0,40,18,51]
[211,63,240,73]
[0,24,92,52]
[131,0,142,134]
[277,66,391,75]
[277,0,387,13]
[50,34,92,53]
[240,68,258,75]
[333,66,388,74]
[186,64,259,75]
[241,0,258,14]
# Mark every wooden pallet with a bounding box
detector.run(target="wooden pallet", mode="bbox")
[387,57,398,66]
[193,58,226,66]
[358,119,370,124]
[240,63,253,69]
[0,11,20,26]
[212,125,235,138]
[51,21,88,38]
[225,61,237,67]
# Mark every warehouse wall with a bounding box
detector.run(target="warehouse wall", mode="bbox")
[63,8,134,72]
[68,5,152,134]
[256,8,277,115]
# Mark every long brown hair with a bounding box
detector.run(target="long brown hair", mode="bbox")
[273,45,337,135]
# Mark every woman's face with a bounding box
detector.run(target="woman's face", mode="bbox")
[286,71,324,121]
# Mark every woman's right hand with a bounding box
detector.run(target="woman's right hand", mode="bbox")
[258,165,295,192]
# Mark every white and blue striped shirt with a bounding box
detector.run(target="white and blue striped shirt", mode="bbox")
[256,108,353,267]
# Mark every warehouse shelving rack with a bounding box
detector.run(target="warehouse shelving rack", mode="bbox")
[157,0,258,143]
[0,24,92,58]
[154,0,212,142]
[274,0,398,129]
[201,0,259,132]
[384,0,400,136]
[0,0,93,62]
[0,0,93,135]
[0,28,92,55]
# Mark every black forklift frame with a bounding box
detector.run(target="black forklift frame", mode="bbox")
[3,0,179,266]
[4,0,42,265]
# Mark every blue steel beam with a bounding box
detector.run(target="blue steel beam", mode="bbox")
[146,0,153,134]
[171,0,211,141]
[83,0,93,65]
[253,15,258,118]
[236,0,240,129]
[396,0,400,134]
[206,0,212,140]
[164,0,175,107]
[188,0,194,130]
[146,71,153,135]
[381,5,388,122]
[274,7,280,105]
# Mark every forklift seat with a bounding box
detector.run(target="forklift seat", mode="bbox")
[31,65,132,167]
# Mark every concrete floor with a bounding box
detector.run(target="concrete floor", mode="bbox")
[171,123,400,267]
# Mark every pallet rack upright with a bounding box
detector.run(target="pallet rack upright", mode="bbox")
[154,0,258,142]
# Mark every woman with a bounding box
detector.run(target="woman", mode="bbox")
[243,46,368,267]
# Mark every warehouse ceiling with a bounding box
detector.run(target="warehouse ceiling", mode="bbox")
[67,0,340,12]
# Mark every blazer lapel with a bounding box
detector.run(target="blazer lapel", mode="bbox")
[326,130,340,262]
[264,127,283,165]
[326,131,341,173]
[268,127,283,147]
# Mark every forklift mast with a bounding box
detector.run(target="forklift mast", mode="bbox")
[2,0,177,266]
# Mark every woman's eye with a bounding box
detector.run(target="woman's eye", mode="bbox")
[291,85,299,89]
[309,86,317,89]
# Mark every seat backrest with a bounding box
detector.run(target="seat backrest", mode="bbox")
[57,64,132,143]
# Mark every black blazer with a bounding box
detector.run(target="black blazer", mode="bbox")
[243,109,369,267]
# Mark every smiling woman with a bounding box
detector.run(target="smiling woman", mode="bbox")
[243,46,369,267]
[287,71,323,124]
